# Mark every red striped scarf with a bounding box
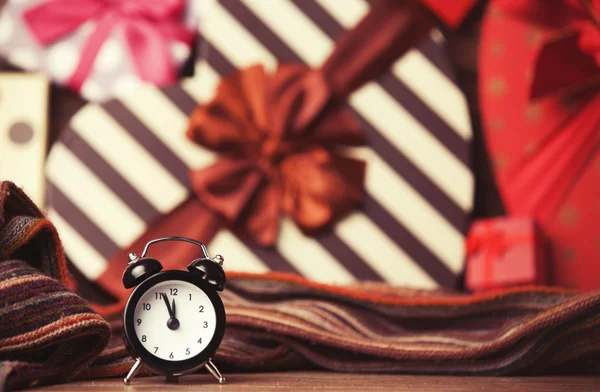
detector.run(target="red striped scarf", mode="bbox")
[0,182,109,391]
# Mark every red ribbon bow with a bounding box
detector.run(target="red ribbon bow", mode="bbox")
[500,0,600,98]
[23,0,194,92]
[186,64,367,246]
[466,222,533,288]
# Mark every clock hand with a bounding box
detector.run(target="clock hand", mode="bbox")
[161,293,174,318]
[162,293,180,331]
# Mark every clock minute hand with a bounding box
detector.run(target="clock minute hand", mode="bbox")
[162,293,180,331]
[161,293,174,318]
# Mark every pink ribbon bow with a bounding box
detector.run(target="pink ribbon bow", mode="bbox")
[23,0,194,92]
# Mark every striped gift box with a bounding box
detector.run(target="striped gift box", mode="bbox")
[45,0,473,290]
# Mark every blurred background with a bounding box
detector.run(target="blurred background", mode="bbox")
[1,0,597,299]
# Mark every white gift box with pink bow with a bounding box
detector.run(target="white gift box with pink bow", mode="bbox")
[0,0,202,102]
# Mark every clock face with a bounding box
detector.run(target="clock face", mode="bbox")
[133,280,217,362]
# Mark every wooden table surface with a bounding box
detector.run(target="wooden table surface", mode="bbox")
[31,372,600,392]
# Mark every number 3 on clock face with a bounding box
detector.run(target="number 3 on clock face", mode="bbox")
[123,270,226,375]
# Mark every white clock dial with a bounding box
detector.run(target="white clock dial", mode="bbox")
[133,280,217,361]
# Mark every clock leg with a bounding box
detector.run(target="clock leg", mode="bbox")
[205,359,225,384]
[123,358,142,385]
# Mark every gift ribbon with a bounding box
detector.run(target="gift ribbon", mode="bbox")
[23,0,194,92]
[420,0,478,27]
[499,0,600,98]
[496,0,600,225]
[84,0,473,317]
[186,65,368,246]
[466,222,534,289]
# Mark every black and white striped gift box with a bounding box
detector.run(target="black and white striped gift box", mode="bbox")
[46,0,473,289]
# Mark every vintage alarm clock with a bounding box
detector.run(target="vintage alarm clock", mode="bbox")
[121,237,226,384]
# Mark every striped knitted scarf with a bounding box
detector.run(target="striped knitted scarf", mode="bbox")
[87,275,600,378]
[0,182,110,391]
[4,180,600,391]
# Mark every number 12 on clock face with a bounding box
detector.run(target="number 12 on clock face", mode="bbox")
[153,288,179,300]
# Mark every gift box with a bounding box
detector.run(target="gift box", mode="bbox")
[479,1,600,290]
[0,73,49,207]
[45,0,475,316]
[465,217,547,292]
[0,0,202,102]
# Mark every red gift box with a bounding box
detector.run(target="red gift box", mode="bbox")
[465,218,548,292]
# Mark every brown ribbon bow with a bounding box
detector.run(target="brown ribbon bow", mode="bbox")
[186,64,367,246]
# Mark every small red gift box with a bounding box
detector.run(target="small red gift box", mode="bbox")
[465,217,548,292]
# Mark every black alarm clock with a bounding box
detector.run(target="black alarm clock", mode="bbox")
[121,237,226,385]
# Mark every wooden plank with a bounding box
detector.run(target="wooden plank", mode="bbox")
[32,372,600,391]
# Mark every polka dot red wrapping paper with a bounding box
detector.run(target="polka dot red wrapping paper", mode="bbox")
[479,0,600,290]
